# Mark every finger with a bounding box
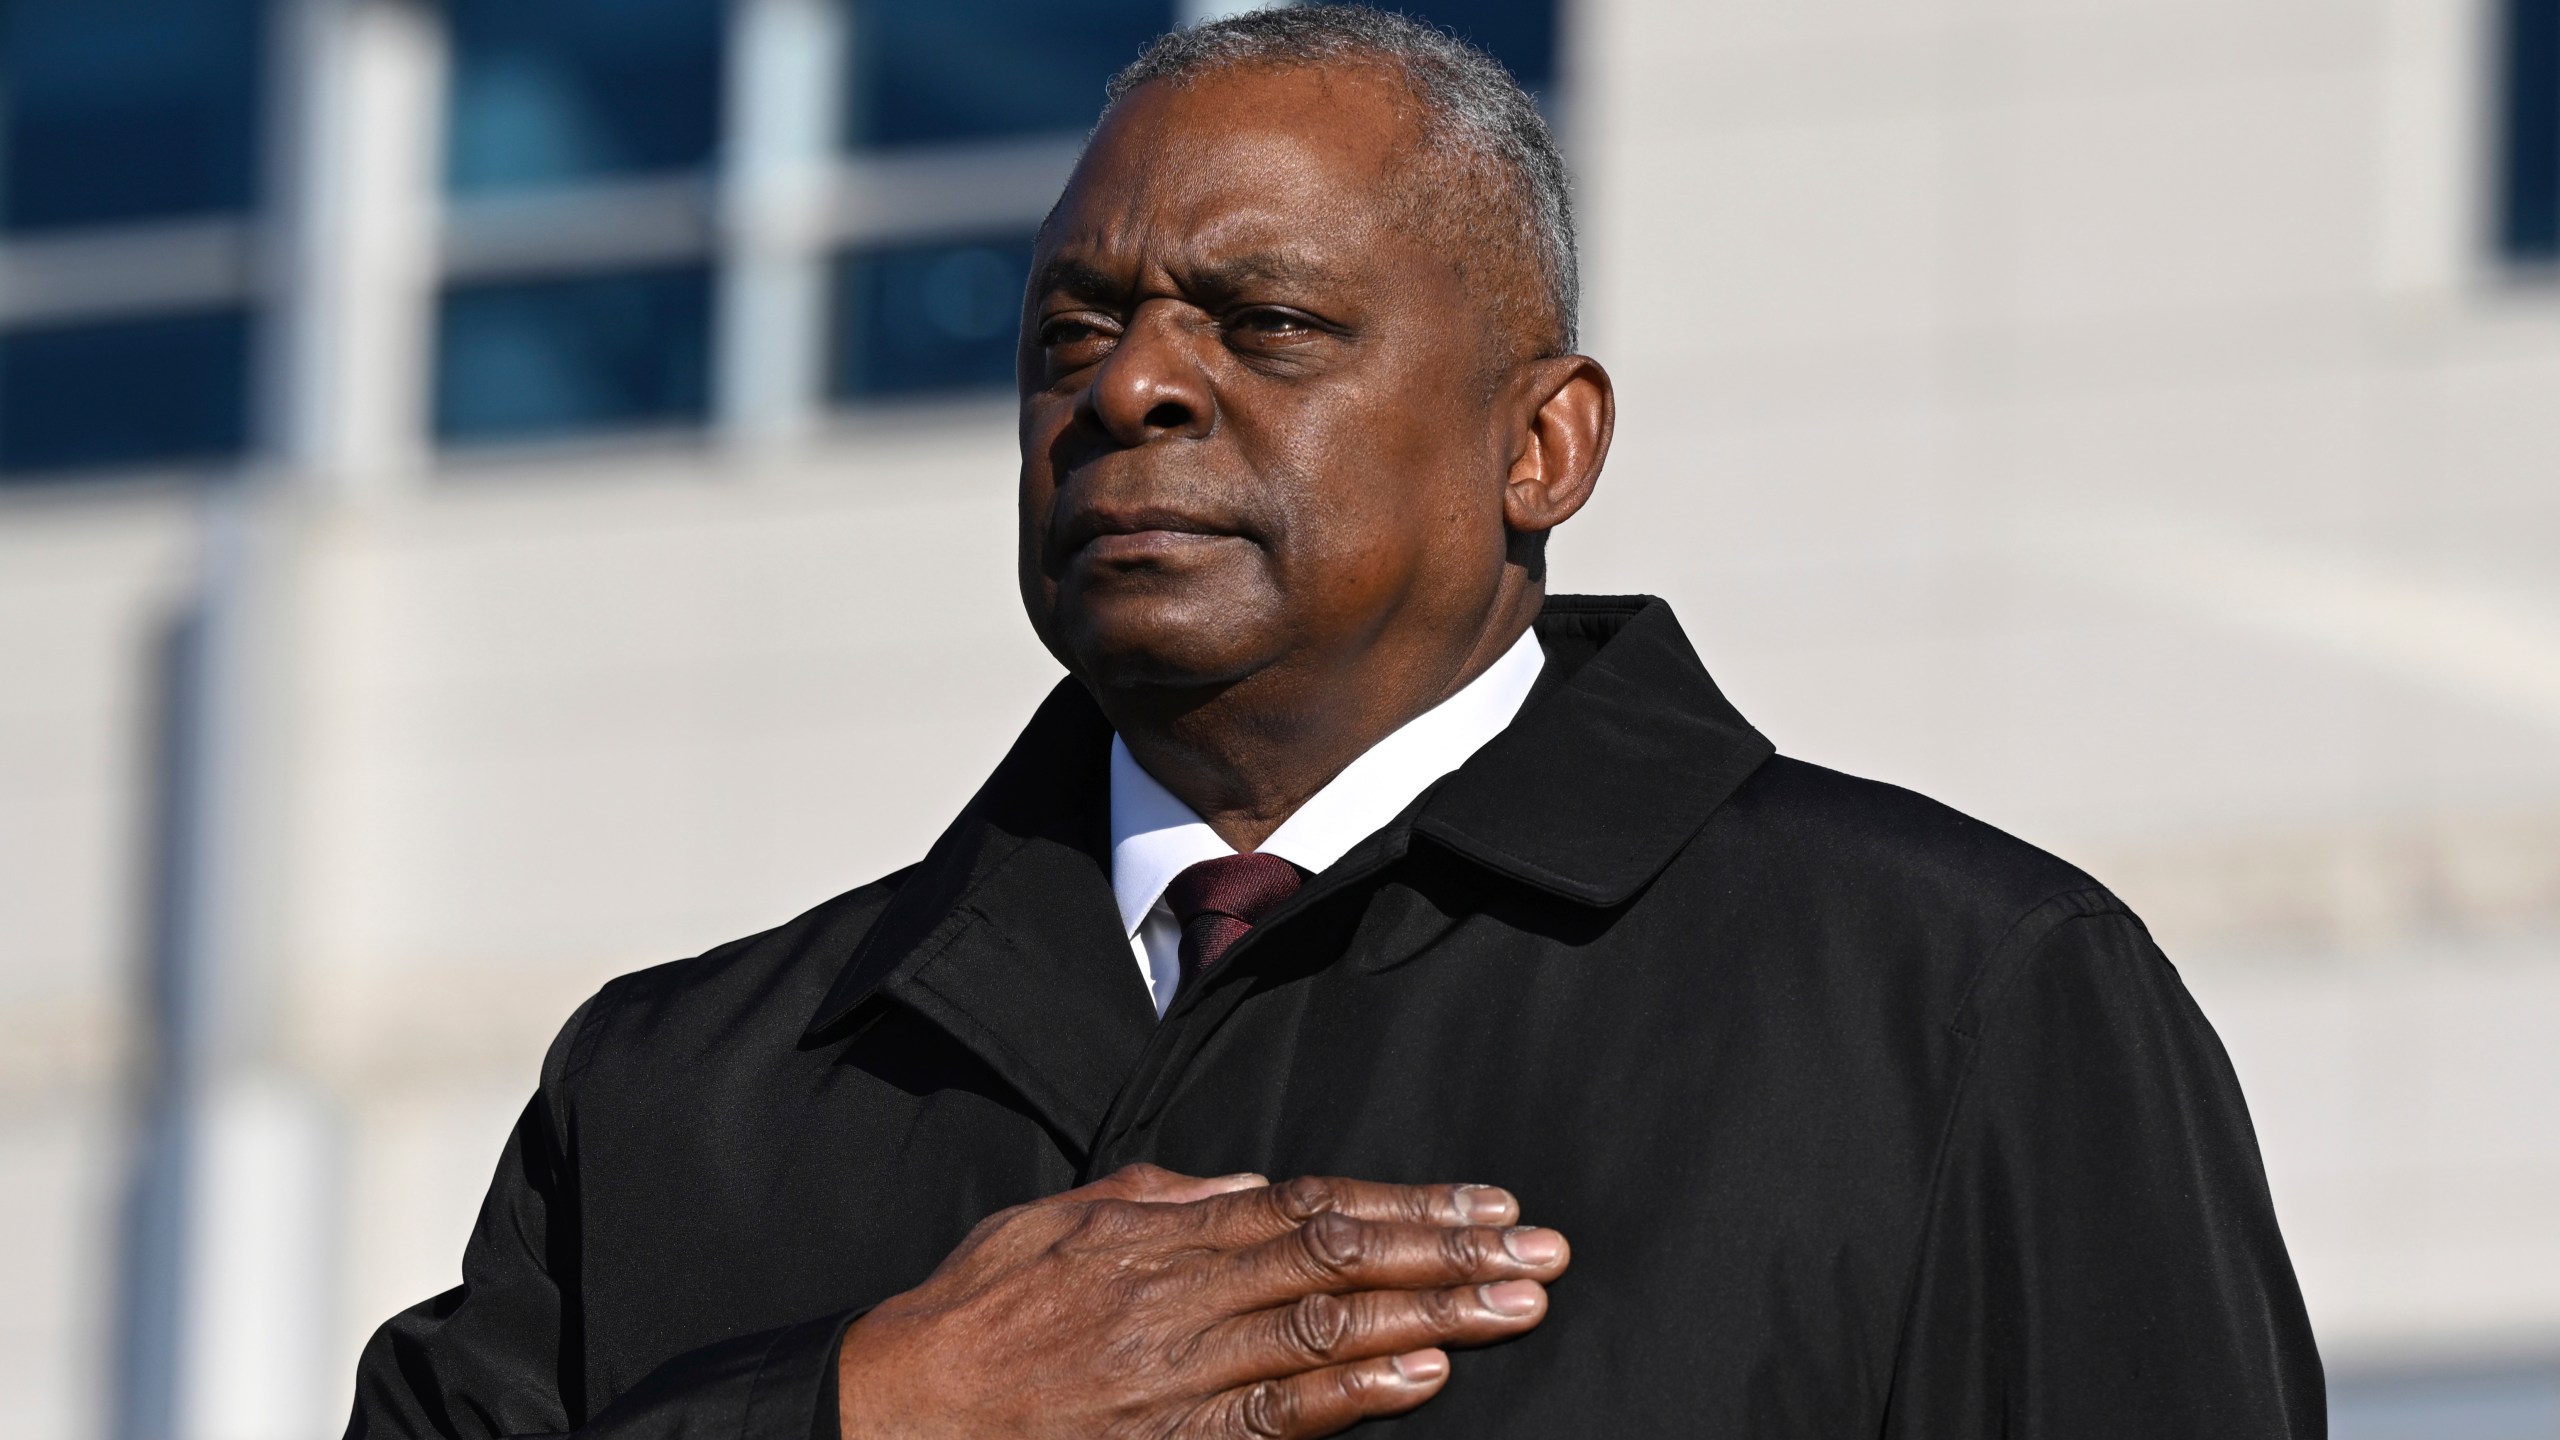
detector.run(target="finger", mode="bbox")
[1173,1175,1521,1250]
[1202,1279,1550,1387]
[1190,1351,1449,1440]
[1072,1163,1271,1207]
[1219,1215,1570,1310]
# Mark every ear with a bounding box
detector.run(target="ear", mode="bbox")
[1501,354,1614,541]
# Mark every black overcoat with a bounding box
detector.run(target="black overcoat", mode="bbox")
[349,594,2324,1438]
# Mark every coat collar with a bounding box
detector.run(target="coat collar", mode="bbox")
[1411,593,1773,906]
[800,595,1771,1146]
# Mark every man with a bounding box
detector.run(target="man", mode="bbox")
[349,9,2322,1438]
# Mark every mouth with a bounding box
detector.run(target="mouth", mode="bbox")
[1061,507,1247,568]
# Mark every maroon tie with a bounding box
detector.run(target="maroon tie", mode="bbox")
[1165,853,1304,974]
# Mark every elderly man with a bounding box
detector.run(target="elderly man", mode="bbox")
[349,9,2321,1439]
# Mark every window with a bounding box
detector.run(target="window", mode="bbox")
[0,312,253,478]
[445,0,726,195]
[435,269,715,442]
[847,0,1175,149]
[832,235,1035,399]
[0,0,264,232]
[437,0,723,446]
[0,0,1575,470]
[2503,0,2560,260]
[0,0,262,478]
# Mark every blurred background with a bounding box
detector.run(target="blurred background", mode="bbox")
[1,0,2556,1436]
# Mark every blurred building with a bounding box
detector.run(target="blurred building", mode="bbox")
[2,0,2557,1437]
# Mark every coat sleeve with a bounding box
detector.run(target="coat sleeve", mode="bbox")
[342,989,855,1440]
[1882,905,2327,1438]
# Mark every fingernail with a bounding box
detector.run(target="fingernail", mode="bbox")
[1479,1279,1544,1316]
[1454,1185,1515,1223]
[1218,1173,1270,1190]
[1503,1227,1564,1264]
[1391,1349,1448,1382]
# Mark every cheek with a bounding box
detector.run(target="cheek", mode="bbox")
[1016,414,1068,605]
[1259,392,1495,571]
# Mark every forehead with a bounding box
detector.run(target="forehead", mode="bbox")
[1043,65,1427,275]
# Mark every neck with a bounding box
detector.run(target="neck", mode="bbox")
[1100,580,1542,851]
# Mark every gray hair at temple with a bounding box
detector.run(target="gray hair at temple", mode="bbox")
[1104,5,1580,357]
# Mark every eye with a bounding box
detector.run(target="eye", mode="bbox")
[1038,313,1118,367]
[1226,306,1319,341]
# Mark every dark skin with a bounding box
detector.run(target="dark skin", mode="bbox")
[836,61,1614,1439]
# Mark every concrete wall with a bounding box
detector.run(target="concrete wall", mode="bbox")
[1569,0,2560,1364]
[4,0,2557,1434]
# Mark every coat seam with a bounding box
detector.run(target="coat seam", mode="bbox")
[1942,886,2120,1042]
[1879,894,2136,1425]
[737,1323,793,1440]
[545,978,627,1138]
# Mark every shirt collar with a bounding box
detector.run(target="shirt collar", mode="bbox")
[1108,625,1547,939]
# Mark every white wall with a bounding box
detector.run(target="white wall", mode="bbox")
[1568,0,2560,1365]
[0,492,195,1439]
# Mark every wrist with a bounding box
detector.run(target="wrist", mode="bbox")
[834,1313,934,1440]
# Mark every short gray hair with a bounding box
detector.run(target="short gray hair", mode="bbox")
[1103,5,1579,355]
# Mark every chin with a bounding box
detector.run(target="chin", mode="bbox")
[1054,583,1283,695]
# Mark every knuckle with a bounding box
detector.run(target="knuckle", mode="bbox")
[1393,1184,1448,1223]
[1271,1175,1337,1224]
[1282,1293,1352,1361]
[1416,1284,1473,1332]
[1440,1224,1500,1275]
[1236,1380,1298,1440]
[1297,1211,1367,1275]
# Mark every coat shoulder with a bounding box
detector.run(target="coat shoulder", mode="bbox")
[545,864,919,1096]
[1682,754,2140,1024]
[1720,753,2108,918]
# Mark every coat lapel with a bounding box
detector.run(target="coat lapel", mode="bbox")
[803,679,1154,1159]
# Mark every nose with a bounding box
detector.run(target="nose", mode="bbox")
[1085,302,1213,446]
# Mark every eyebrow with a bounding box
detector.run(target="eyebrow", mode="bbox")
[1030,257,1120,302]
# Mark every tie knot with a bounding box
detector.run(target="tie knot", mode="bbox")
[1164,853,1304,975]
[1165,852,1304,930]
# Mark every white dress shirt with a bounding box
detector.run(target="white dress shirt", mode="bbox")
[1108,627,1546,1015]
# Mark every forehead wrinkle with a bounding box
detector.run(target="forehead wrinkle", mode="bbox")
[1185,249,1340,292]
[1045,167,1377,305]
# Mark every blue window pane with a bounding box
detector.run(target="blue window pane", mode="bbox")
[2504,0,2560,258]
[0,0,264,231]
[0,312,252,478]
[833,235,1032,399]
[849,0,1175,148]
[446,0,724,194]
[435,268,713,442]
